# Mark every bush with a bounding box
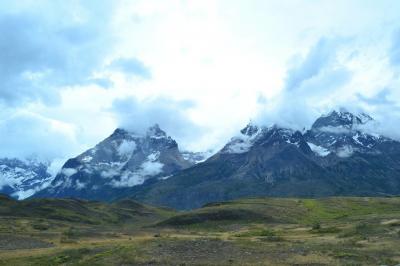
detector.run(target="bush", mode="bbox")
[312,221,321,230]
[32,223,49,231]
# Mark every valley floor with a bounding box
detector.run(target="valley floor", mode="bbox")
[1,197,400,265]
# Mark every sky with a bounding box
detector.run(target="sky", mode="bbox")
[1,0,400,168]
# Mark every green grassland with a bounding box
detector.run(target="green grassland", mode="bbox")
[1,195,400,265]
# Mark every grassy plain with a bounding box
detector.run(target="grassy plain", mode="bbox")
[1,195,400,265]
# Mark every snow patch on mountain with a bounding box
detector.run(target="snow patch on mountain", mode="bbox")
[141,160,164,176]
[75,180,86,190]
[159,175,172,180]
[100,168,119,178]
[313,109,374,131]
[62,168,78,177]
[224,126,262,154]
[225,138,254,154]
[110,159,164,188]
[81,156,93,163]
[117,140,137,158]
[337,145,354,158]
[317,126,352,134]
[116,151,165,184]
[307,142,330,157]
[147,151,160,161]
[286,139,300,147]
[181,150,214,164]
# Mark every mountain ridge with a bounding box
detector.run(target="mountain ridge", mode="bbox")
[24,109,400,209]
[33,124,193,201]
[122,109,400,209]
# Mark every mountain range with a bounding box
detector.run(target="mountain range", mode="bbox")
[2,109,400,209]
[0,158,52,199]
[124,109,400,209]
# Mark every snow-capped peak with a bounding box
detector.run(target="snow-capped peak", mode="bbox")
[222,123,302,154]
[312,109,374,131]
[0,157,53,200]
[112,124,168,140]
[146,124,167,139]
[222,123,263,154]
[34,123,193,200]
[240,121,261,137]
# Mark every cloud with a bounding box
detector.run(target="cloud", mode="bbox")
[111,97,204,149]
[0,111,81,160]
[389,29,400,66]
[1,0,400,164]
[354,88,400,140]
[357,88,396,106]
[255,37,352,130]
[108,58,151,79]
[0,1,116,106]
[0,0,153,163]
[284,38,344,92]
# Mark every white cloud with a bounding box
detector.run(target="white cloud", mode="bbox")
[110,160,164,188]
[1,0,400,166]
[140,161,163,176]
[0,111,81,160]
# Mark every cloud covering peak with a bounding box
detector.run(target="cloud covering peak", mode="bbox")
[1,0,400,164]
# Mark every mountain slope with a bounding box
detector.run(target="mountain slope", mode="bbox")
[33,125,192,201]
[125,110,400,209]
[0,193,174,225]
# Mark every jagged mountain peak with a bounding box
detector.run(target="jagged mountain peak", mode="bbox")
[112,124,167,138]
[27,110,400,210]
[222,122,307,155]
[146,123,166,137]
[304,109,387,158]
[312,109,373,130]
[240,122,294,135]
[33,124,192,201]
[124,112,400,210]
[240,121,261,136]
[108,125,176,151]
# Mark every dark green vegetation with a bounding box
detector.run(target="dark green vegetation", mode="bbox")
[1,195,400,265]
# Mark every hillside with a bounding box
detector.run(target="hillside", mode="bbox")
[1,196,400,265]
[0,194,174,226]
